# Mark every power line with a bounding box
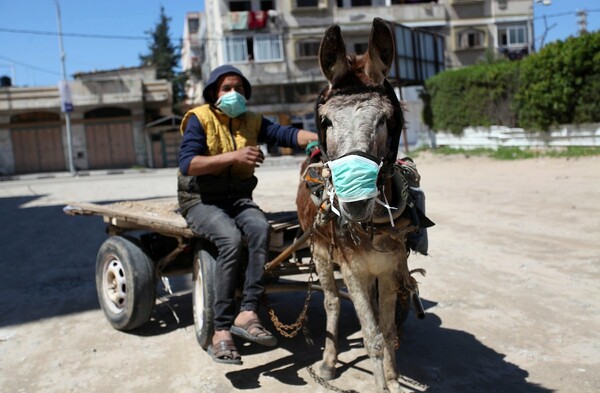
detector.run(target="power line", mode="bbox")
[533,8,600,21]
[0,54,61,76]
[0,27,148,41]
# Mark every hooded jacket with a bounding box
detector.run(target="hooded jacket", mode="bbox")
[177,65,299,214]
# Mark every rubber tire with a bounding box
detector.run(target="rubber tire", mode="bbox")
[192,242,217,350]
[95,236,156,331]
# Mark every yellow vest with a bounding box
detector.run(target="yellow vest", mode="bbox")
[180,104,263,179]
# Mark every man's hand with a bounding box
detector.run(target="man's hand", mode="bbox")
[232,146,265,168]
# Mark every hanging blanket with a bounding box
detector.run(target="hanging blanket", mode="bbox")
[226,12,249,30]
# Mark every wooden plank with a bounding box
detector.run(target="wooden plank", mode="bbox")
[64,198,302,242]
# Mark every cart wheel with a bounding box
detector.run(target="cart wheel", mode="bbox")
[95,236,156,331]
[193,243,217,349]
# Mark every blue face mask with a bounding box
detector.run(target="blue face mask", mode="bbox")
[215,91,247,118]
[327,154,381,202]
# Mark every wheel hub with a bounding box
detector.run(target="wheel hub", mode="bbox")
[103,257,127,314]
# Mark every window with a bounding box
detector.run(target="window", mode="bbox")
[260,0,274,10]
[291,114,316,132]
[336,0,377,7]
[252,86,282,105]
[254,34,283,62]
[188,18,199,34]
[229,0,251,11]
[296,0,319,7]
[224,37,248,63]
[498,25,527,48]
[394,25,416,81]
[284,83,323,103]
[457,29,485,49]
[297,41,320,58]
[224,34,283,63]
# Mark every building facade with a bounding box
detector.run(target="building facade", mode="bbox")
[0,66,172,175]
[181,0,533,132]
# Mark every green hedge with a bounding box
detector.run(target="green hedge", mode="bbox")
[517,32,600,130]
[424,60,519,133]
[424,31,600,133]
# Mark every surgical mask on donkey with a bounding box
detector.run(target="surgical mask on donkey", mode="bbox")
[327,153,381,202]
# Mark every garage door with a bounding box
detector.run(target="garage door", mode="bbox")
[11,126,66,174]
[85,122,136,169]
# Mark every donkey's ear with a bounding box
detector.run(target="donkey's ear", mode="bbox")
[365,18,395,84]
[319,24,348,86]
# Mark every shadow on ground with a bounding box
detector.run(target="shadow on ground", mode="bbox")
[0,195,552,392]
[0,196,105,327]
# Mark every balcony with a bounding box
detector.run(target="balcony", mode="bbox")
[221,10,278,32]
[334,3,446,27]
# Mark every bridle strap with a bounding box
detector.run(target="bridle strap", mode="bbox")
[382,79,403,165]
[314,87,329,161]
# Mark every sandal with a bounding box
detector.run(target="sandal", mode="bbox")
[207,340,242,365]
[230,318,278,347]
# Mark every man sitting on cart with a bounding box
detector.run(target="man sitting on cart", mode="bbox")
[178,65,316,364]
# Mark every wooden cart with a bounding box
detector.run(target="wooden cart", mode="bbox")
[63,197,315,349]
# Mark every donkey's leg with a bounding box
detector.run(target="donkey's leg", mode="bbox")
[315,256,341,380]
[378,272,404,393]
[341,265,389,393]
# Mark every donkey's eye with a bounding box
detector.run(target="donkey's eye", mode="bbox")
[321,117,332,130]
[376,118,386,128]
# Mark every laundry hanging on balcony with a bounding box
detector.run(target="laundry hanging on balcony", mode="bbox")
[249,11,268,29]
[226,11,249,30]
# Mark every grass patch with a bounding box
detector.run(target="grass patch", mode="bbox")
[416,146,600,160]
[545,146,600,158]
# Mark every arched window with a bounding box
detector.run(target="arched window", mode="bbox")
[457,29,485,50]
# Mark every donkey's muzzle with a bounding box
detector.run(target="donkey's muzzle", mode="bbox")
[340,198,376,222]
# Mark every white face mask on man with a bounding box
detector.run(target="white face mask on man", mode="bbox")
[215,91,247,118]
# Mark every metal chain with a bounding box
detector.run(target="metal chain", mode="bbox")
[307,366,428,393]
[268,231,315,338]
[306,365,359,393]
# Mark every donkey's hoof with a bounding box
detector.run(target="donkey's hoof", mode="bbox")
[319,364,336,381]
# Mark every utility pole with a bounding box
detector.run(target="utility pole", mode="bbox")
[576,9,588,35]
[52,0,76,175]
[540,14,557,48]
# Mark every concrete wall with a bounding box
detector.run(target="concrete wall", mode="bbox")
[434,125,600,150]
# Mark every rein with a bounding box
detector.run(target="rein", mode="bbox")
[301,149,408,245]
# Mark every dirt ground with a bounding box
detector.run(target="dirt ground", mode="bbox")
[0,153,598,393]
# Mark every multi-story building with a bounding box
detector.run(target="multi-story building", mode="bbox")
[181,0,533,139]
[181,12,206,106]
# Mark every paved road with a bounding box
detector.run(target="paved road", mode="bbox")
[1,154,598,393]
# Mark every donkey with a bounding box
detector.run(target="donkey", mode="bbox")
[296,18,419,393]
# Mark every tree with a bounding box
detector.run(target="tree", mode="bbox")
[516,31,600,130]
[140,6,187,113]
